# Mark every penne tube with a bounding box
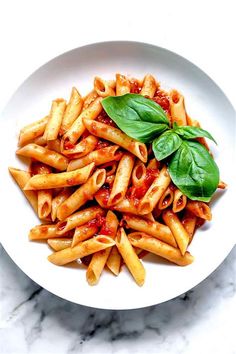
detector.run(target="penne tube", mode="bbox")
[169,90,187,126]
[38,189,52,219]
[30,162,52,220]
[72,223,99,247]
[186,200,212,221]
[60,87,84,135]
[43,99,67,141]
[83,119,147,163]
[101,161,118,177]
[29,224,63,240]
[18,116,49,146]
[106,245,122,275]
[115,228,145,286]
[56,206,104,234]
[8,167,38,213]
[16,144,68,171]
[61,135,98,158]
[33,135,47,146]
[147,158,160,170]
[116,74,131,96]
[144,213,155,222]
[218,180,227,189]
[56,169,106,220]
[82,90,98,110]
[162,209,189,256]
[48,238,72,251]
[172,188,187,213]
[108,153,135,206]
[67,145,121,171]
[94,76,115,97]
[140,74,157,98]
[182,210,197,244]
[138,166,171,214]
[128,232,194,266]
[132,162,146,187]
[62,97,103,147]
[24,163,95,190]
[123,214,177,247]
[47,139,61,153]
[113,198,139,214]
[157,186,174,210]
[51,188,73,222]
[48,235,116,266]
[86,211,119,285]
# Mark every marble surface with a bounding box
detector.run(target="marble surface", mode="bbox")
[0,243,235,354]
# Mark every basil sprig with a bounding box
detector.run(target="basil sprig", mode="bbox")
[102,93,219,202]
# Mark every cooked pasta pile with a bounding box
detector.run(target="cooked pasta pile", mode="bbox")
[9,74,225,286]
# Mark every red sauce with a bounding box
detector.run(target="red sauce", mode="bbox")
[96,140,111,150]
[100,223,113,236]
[130,79,141,94]
[96,110,116,127]
[127,168,159,202]
[95,186,110,206]
[152,89,170,112]
[64,140,75,150]
[87,214,106,228]
[30,161,51,175]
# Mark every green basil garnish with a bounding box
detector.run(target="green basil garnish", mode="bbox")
[152,131,182,160]
[173,124,217,144]
[101,93,219,202]
[102,94,169,142]
[169,141,219,202]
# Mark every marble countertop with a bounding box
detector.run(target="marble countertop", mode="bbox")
[1,244,235,354]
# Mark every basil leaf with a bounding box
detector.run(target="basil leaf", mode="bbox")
[174,126,217,144]
[152,131,182,160]
[168,140,219,202]
[102,93,169,141]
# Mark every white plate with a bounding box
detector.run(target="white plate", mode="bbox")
[0,41,235,310]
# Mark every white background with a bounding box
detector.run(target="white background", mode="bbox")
[0,0,235,115]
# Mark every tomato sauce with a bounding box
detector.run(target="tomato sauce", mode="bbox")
[130,79,141,94]
[152,89,170,112]
[96,110,116,127]
[96,140,111,150]
[127,168,159,203]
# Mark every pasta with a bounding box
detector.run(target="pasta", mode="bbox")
[10,73,224,287]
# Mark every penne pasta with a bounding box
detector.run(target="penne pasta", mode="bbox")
[83,119,147,163]
[56,169,106,220]
[72,222,99,247]
[82,90,98,110]
[169,90,187,126]
[172,188,187,213]
[128,232,194,266]
[33,135,47,146]
[218,180,227,189]
[67,145,121,171]
[62,97,103,148]
[43,99,67,141]
[106,245,122,275]
[186,200,212,221]
[123,214,177,247]
[48,235,115,266]
[116,74,131,96]
[24,163,95,190]
[147,158,160,170]
[18,116,49,147]
[61,135,98,158]
[138,166,171,214]
[108,153,135,206]
[94,76,115,97]
[86,211,119,285]
[48,238,72,251]
[157,186,174,210]
[8,167,38,213]
[140,74,157,98]
[16,143,68,171]
[56,205,104,234]
[60,87,83,135]
[132,161,146,187]
[162,209,189,256]
[182,210,197,244]
[101,161,118,176]
[29,224,62,240]
[46,138,61,153]
[30,162,52,220]
[116,228,145,286]
[51,188,73,222]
